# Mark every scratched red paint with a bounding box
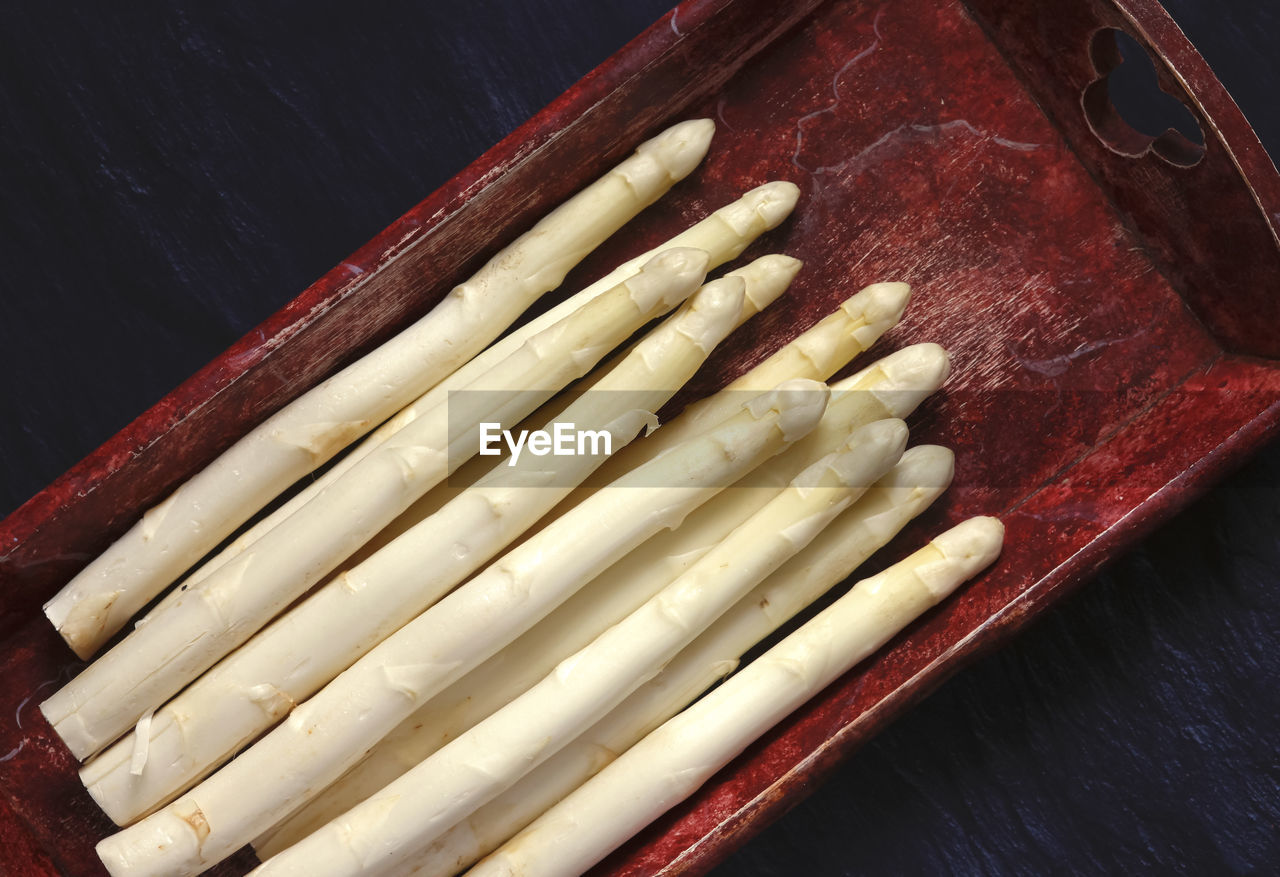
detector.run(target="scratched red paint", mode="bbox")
[0,0,1276,874]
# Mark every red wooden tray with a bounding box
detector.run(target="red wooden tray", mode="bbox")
[2,0,1277,874]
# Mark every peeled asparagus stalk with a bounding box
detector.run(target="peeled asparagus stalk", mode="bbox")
[251,427,905,877]
[651,280,912,438]
[562,253,803,397]
[94,378,829,877]
[43,118,717,661]
[511,253,803,435]
[588,280,911,489]
[158,182,800,611]
[472,516,1005,877]
[80,273,750,825]
[419,182,798,413]
[46,248,711,762]
[255,344,949,856]
[341,252,804,561]
[403,445,955,877]
[257,424,920,864]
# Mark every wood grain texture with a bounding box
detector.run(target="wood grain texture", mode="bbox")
[0,0,1276,875]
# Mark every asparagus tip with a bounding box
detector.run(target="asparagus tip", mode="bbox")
[933,516,1004,577]
[749,378,830,442]
[816,418,908,488]
[734,253,802,319]
[752,253,804,287]
[676,275,746,352]
[642,118,716,179]
[880,342,951,389]
[852,281,911,328]
[850,417,909,460]
[888,445,956,492]
[748,181,801,229]
[631,247,711,311]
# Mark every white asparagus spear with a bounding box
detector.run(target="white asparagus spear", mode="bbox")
[43,119,717,661]
[254,344,949,856]
[586,281,911,490]
[470,516,1005,877]
[155,182,801,609]
[646,280,912,438]
[560,253,803,396]
[45,248,711,762]
[500,283,912,553]
[93,380,830,877]
[402,445,954,877]
[250,426,906,877]
[407,182,798,422]
[341,253,803,561]
[80,274,749,824]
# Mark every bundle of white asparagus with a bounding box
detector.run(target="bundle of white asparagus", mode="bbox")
[43,119,720,662]
[37,118,1005,877]
[468,517,1004,877]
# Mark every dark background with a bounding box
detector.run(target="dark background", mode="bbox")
[1,1,1276,874]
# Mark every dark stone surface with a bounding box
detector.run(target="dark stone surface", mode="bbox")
[0,1,1275,875]
[0,0,678,518]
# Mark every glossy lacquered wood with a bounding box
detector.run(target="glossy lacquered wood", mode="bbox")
[0,0,1276,874]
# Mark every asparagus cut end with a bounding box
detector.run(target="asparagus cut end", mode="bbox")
[97,804,205,877]
[46,708,95,762]
[47,591,119,662]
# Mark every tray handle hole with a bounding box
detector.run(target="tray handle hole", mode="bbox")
[1083,28,1205,167]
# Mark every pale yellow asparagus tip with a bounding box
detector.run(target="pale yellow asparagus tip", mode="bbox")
[617,247,710,314]
[917,516,1005,599]
[740,181,800,231]
[672,275,744,354]
[736,254,802,317]
[831,342,949,403]
[877,341,948,386]
[890,443,955,491]
[642,119,716,179]
[735,280,911,394]
[750,378,832,443]
[850,281,910,346]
